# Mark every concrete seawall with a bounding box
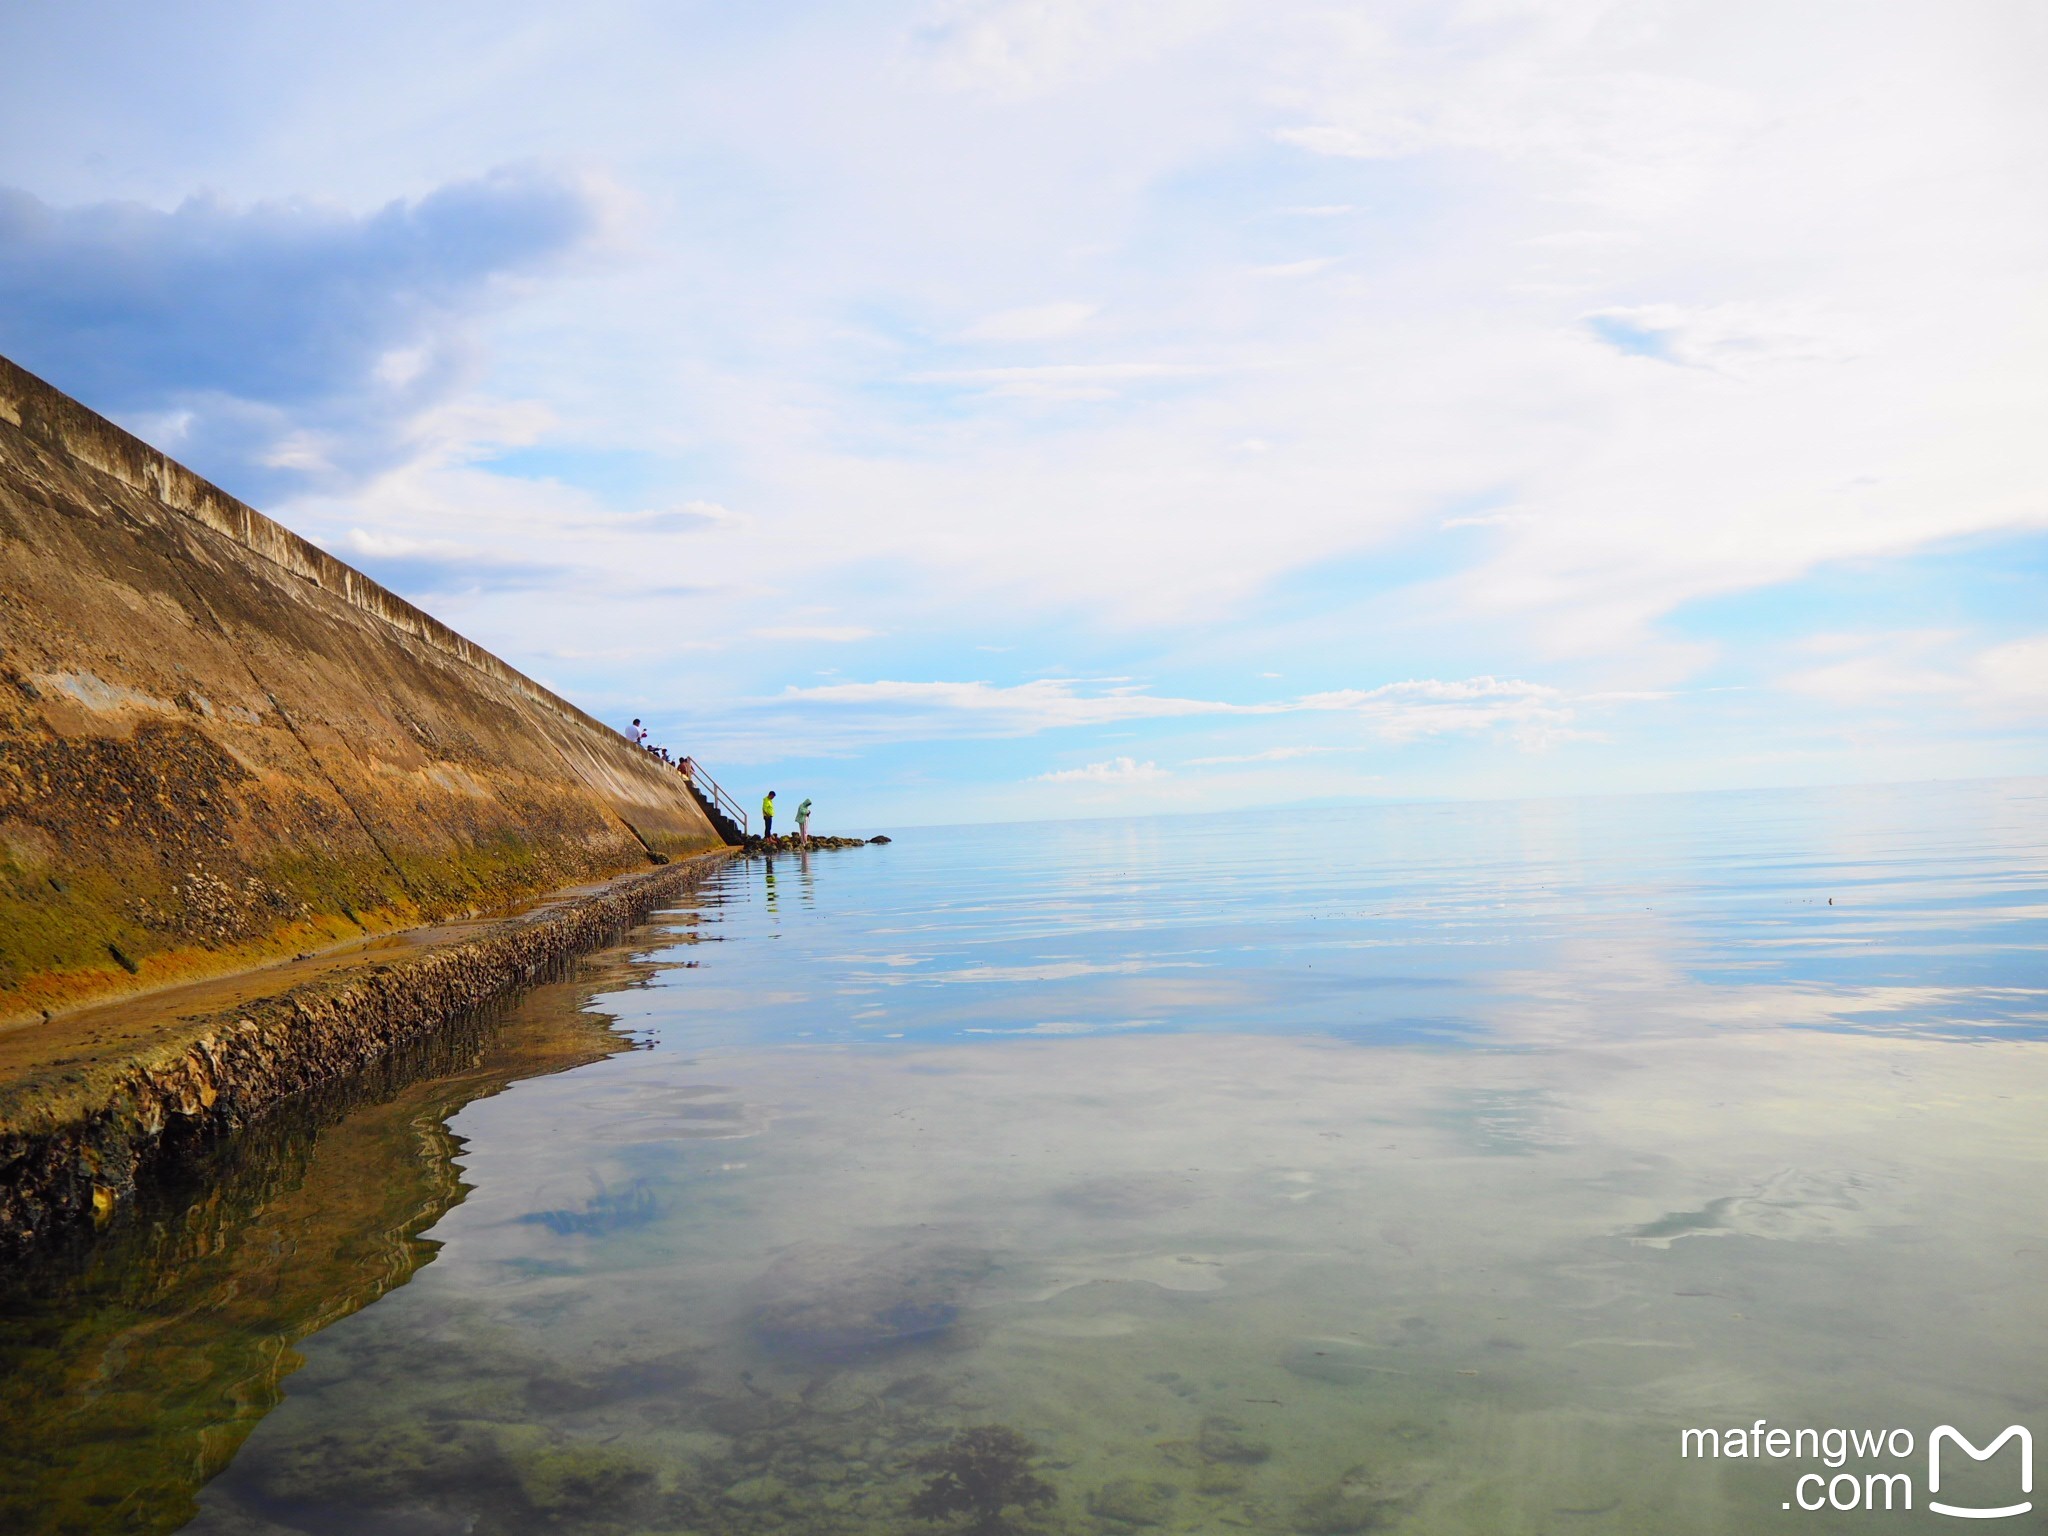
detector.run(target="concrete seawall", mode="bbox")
[0,353,726,1027]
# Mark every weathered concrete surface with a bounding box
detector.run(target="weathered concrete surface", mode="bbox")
[0,353,726,1027]
[0,851,727,1252]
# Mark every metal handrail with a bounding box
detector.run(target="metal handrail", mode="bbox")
[687,762,750,838]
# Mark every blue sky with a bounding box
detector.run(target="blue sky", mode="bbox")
[2,0,2044,828]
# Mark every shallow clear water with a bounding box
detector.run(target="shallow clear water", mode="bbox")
[7,779,2048,1534]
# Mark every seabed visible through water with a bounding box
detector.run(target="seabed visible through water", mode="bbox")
[3,780,2045,1534]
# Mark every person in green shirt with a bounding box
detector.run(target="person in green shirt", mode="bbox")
[795,797,812,845]
[761,790,776,837]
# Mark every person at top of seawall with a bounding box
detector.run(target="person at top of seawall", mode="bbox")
[630,718,648,747]
[795,797,812,846]
[762,790,776,837]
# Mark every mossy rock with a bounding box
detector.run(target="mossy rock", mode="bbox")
[1197,1415,1271,1465]
[243,1418,496,1505]
[720,1474,791,1510]
[1087,1477,1179,1526]
[1195,1461,1249,1495]
[747,1241,990,1360]
[498,1425,659,1515]
[1291,1465,1413,1534]
[1281,1336,1387,1387]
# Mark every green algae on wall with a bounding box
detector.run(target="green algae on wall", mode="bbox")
[0,352,727,1026]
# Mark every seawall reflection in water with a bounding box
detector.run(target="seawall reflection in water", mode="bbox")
[0,959,650,1534]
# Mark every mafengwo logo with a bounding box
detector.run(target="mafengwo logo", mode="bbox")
[1929,1426,2033,1520]
[1679,1421,2032,1516]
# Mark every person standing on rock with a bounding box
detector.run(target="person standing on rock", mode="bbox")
[795,797,812,846]
[761,790,776,837]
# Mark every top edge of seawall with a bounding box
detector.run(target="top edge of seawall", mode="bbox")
[0,352,626,751]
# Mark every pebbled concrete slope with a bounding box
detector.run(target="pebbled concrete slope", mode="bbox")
[0,353,725,1026]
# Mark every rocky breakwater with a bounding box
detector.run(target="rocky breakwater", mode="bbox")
[740,834,890,854]
[0,352,727,1028]
[0,853,729,1252]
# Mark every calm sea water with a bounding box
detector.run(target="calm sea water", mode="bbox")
[5,779,2046,1534]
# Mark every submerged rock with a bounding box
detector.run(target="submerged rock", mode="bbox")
[907,1425,1056,1535]
[699,1387,804,1437]
[498,1425,659,1516]
[1087,1477,1179,1526]
[597,1345,705,1398]
[748,1241,990,1360]
[1197,1415,1272,1465]
[522,1372,609,1413]
[522,1346,701,1414]
[721,1473,792,1511]
[1291,1465,1416,1534]
[1294,1490,1383,1534]
[1281,1336,1391,1387]
[243,1420,498,1507]
[1195,1461,1250,1495]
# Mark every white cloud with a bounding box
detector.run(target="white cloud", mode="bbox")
[959,300,1099,341]
[778,676,1258,731]
[341,528,455,559]
[1186,745,1344,765]
[1252,257,1339,278]
[102,0,2041,674]
[1581,302,1859,373]
[752,625,881,643]
[1037,755,1164,783]
[908,361,1209,400]
[1274,122,1430,161]
[1782,632,2048,718]
[913,0,1237,97]
[603,500,747,533]
[1975,637,2048,708]
[323,525,564,596]
[1297,676,1585,748]
[775,672,1629,752]
[0,168,602,500]
[1440,508,1535,530]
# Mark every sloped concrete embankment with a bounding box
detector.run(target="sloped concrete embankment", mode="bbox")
[0,854,725,1253]
[0,352,727,1028]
